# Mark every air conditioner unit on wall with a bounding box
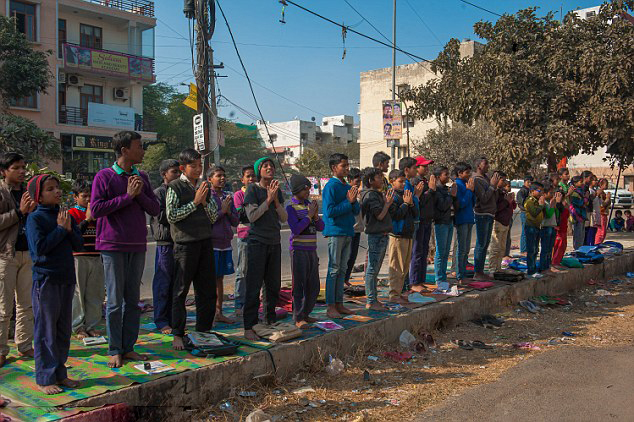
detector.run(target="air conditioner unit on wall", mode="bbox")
[113,87,130,101]
[67,74,84,87]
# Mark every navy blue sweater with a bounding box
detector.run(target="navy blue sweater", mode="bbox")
[26,205,83,284]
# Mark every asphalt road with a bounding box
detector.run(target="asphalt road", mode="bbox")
[139,213,525,301]
[415,346,634,422]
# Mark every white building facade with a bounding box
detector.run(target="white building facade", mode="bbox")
[256,115,358,167]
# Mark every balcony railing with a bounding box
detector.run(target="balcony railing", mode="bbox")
[59,105,87,126]
[59,105,156,132]
[79,0,155,18]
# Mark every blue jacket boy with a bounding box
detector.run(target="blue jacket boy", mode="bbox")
[26,205,83,282]
[454,178,475,225]
[322,177,360,237]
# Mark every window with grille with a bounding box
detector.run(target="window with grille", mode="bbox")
[80,24,103,50]
[10,1,36,41]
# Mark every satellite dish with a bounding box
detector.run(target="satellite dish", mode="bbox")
[311,116,316,122]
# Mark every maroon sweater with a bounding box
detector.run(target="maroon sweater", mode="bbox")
[494,188,517,226]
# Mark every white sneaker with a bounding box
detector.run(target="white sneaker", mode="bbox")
[531,273,545,279]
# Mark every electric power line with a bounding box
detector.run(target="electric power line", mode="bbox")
[216,0,291,184]
[284,0,432,64]
[458,0,502,17]
[403,0,444,46]
[343,0,420,64]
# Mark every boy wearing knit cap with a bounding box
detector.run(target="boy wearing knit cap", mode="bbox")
[286,174,324,328]
[25,175,83,394]
[243,157,287,341]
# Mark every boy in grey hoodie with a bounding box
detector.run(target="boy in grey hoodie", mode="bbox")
[472,157,500,280]
[360,168,394,311]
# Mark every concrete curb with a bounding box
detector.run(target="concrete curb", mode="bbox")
[66,251,634,416]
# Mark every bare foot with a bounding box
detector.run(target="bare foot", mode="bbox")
[160,326,173,335]
[18,349,34,358]
[295,320,310,329]
[123,351,148,362]
[108,355,123,368]
[336,304,354,315]
[215,313,235,324]
[304,316,318,323]
[76,330,89,339]
[87,329,102,337]
[0,355,6,368]
[326,305,342,319]
[410,284,428,293]
[235,308,243,317]
[472,272,492,281]
[366,302,387,311]
[173,336,185,351]
[397,295,410,304]
[58,378,80,389]
[38,384,63,395]
[244,330,260,341]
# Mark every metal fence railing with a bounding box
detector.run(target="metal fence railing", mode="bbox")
[80,0,155,18]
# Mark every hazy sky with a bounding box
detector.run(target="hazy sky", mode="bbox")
[154,0,599,124]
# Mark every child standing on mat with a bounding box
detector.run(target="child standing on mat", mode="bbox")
[524,181,545,278]
[387,169,418,304]
[432,167,457,291]
[344,168,363,286]
[539,183,562,274]
[26,175,83,394]
[552,181,570,268]
[207,165,239,324]
[452,162,475,283]
[242,158,287,341]
[360,168,394,311]
[69,180,104,339]
[166,149,219,350]
[91,131,159,368]
[233,165,255,316]
[490,174,516,273]
[323,153,360,318]
[409,156,435,291]
[569,176,588,249]
[0,152,36,368]
[286,174,324,328]
[150,159,181,334]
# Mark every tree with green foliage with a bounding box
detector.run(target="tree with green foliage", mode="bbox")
[403,2,634,175]
[0,16,58,165]
[141,83,268,185]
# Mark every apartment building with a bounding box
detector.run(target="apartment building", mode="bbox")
[1,0,157,180]
[256,115,359,168]
[358,40,481,168]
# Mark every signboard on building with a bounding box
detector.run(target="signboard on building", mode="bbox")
[193,113,205,151]
[63,43,154,82]
[382,100,402,140]
[87,103,135,129]
[73,134,112,151]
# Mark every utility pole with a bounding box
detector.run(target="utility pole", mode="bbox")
[390,0,397,170]
[189,0,219,177]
